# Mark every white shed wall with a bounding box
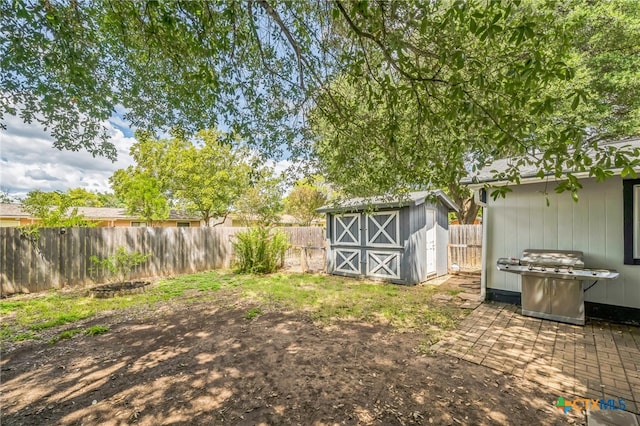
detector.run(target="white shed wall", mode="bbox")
[485,176,640,309]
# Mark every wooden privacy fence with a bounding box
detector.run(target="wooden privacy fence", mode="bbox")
[0,226,325,295]
[448,224,482,271]
[283,226,327,273]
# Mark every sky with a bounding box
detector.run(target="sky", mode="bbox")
[0,113,292,201]
[0,113,137,200]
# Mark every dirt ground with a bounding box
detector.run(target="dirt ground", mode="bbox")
[0,279,583,426]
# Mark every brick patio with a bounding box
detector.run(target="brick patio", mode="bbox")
[432,302,640,414]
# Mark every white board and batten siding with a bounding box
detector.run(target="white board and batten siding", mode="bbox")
[486,176,640,310]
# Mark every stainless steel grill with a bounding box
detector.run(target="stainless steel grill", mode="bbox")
[496,249,620,325]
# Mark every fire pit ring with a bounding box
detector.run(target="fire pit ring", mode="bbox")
[89,281,151,299]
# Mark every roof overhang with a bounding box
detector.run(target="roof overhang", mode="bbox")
[465,167,640,190]
[317,190,460,214]
[463,138,640,190]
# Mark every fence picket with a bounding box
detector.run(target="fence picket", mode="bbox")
[448,224,483,271]
[0,226,325,294]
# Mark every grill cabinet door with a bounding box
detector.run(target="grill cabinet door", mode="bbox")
[549,279,584,323]
[521,276,550,316]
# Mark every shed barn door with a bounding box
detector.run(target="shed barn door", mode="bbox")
[333,213,362,276]
[334,213,360,245]
[366,211,399,247]
[365,211,401,278]
[366,251,400,279]
[334,249,361,275]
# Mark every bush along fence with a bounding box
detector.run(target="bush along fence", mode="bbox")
[0,226,325,295]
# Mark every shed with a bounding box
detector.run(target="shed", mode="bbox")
[317,191,459,285]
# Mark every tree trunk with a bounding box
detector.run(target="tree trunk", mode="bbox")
[448,184,481,224]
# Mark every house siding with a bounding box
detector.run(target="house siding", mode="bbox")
[485,176,640,309]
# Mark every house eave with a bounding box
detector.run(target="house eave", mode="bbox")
[465,167,639,190]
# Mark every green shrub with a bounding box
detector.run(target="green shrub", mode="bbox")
[233,227,289,274]
[90,247,151,283]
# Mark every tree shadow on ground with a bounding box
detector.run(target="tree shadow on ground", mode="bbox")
[1,305,576,425]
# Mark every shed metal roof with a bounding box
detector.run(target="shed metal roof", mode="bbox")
[316,190,459,213]
[463,138,640,186]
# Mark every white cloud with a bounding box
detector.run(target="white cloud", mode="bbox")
[24,169,60,181]
[0,114,136,199]
[270,158,293,176]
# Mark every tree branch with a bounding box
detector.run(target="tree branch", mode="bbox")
[247,1,298,87]
[256,0,305,90]
[334,0,448,85]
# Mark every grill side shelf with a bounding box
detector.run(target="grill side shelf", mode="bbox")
[496,262,619,280]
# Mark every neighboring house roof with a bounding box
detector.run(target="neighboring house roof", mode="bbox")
[230,213,324,225]
[0,203,31,218]
[0,203,201,221]
[316,190,459,213]
[277,214,324,225]
[464,138,640,187]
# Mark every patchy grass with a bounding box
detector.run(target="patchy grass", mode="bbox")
[233,273,464,331]
[48,325,109,345]
[13,332,38,342]
[84,325,110,336]
[245,308,263,320]
[58,328,83,340]
[49,328,84,345]
[1,271,467,344]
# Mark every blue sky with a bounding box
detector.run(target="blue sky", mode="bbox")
[0,112,292,200]
[0,113,137,199]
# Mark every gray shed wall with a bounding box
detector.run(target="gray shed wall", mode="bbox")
[435,201,450,277]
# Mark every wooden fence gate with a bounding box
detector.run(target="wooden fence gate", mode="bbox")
[448,224,482,272]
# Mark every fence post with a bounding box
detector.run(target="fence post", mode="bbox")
[59,228,66,288]
[300,246,307,273]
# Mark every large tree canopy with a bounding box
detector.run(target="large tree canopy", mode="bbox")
[2,0,639,197]
[311,0,640,221]
[234,167,285,226]
[284,176,330,226]
[110,129,252,225]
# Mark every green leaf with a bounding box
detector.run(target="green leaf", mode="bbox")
[571,93,580,110]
